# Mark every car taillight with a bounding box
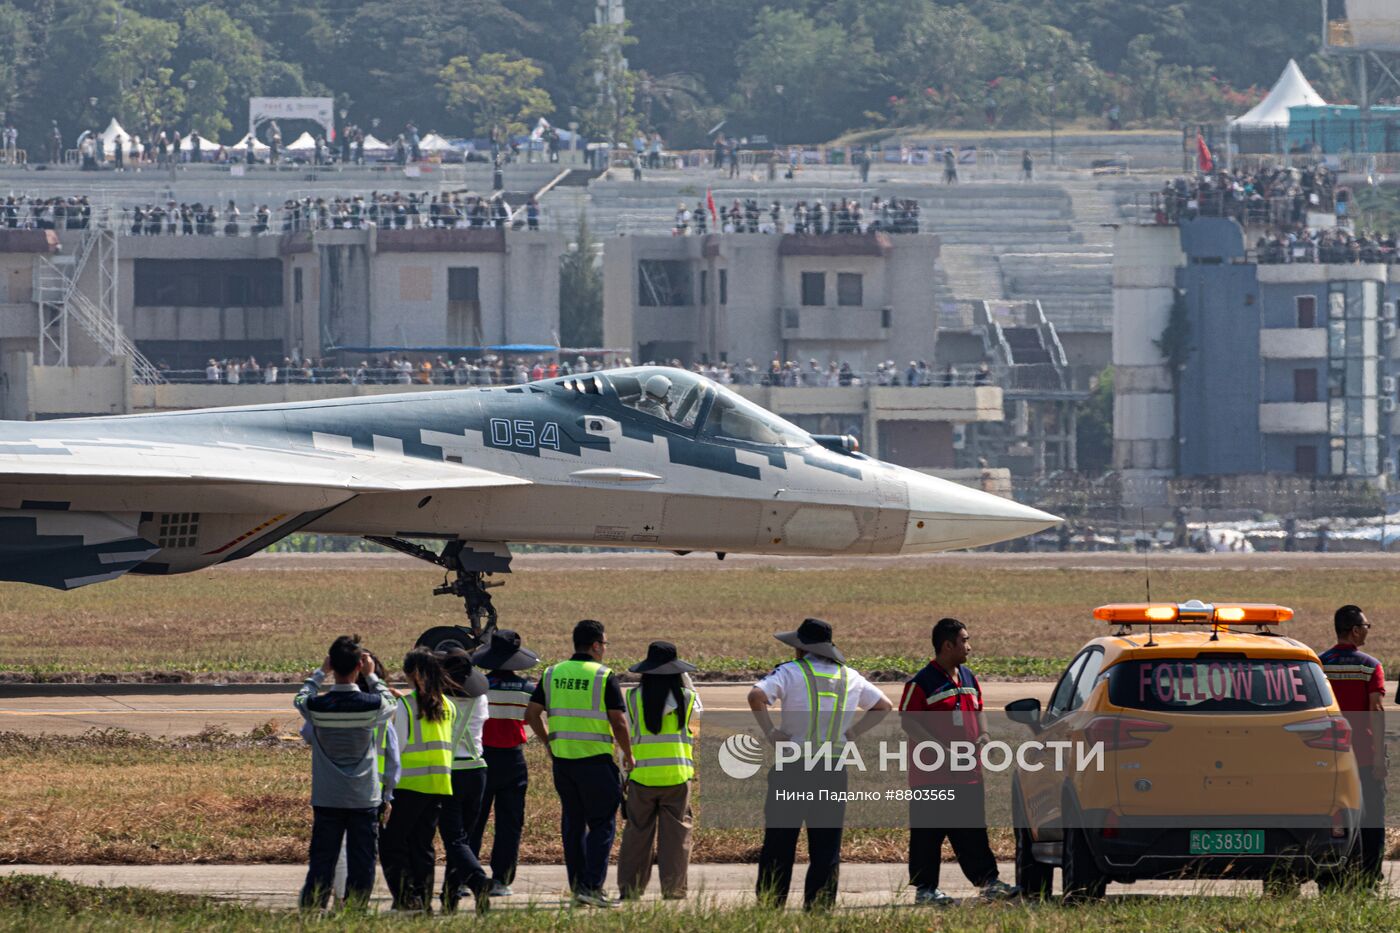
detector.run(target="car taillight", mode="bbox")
[1101,809,1120,839]
[1284,716,1352,752]
[1332,809,1347,839]
[1084,716,1172,750]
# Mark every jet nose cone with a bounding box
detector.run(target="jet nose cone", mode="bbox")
[902,472,1060,552]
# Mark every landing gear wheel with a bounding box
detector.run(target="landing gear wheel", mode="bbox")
[416,625,487,654]
[1061,825,1107,903]
[365,536,507,648]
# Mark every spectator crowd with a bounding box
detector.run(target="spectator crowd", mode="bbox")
[171,353,994,390]
[671,196,921,236]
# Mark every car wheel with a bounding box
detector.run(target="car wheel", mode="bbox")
[1013,783,1054,900]
[1061,825,1107,903]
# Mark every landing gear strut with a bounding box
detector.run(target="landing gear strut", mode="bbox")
[365,537,512,651]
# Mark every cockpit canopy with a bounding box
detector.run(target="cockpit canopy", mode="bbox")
[554,367,813,449]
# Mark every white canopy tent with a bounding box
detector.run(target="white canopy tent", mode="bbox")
[232,132,271,153]
[178,132,223,151]
[284,131,318,152]
[1232,60,1326,127]
[359,133,390,151]
[98,118,130,148]
[417,133,457,152]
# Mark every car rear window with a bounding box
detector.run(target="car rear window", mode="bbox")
[1106,656,1330,712]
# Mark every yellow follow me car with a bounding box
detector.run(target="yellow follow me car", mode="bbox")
[1006,600,1362,900]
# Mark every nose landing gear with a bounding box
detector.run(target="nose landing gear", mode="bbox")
[364,536,512,652]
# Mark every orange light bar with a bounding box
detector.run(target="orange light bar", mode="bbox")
[1093,604,1179,623]
[1093,602,1293,625]
[1213,604,1293,624]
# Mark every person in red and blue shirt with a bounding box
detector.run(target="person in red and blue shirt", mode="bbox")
[899,618,1018,906]
[1319,604,1387,886]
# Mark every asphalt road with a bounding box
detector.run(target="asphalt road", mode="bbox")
[0,682,1057,736]
[6,862,1398,909]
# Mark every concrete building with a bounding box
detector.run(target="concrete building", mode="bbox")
[1112,217,1395,506]
[0,224,564,377]
[603,231,940,371]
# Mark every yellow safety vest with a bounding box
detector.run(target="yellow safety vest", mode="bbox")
[543,659,614,759]
[374,723,388,788]
[395,691,456,795]
[626,687,695,786]
[795,658,848,745]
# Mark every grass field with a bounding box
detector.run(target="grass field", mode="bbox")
[3,728,1397,868]
[0,729,921,866]
[3,875,1399,932]
[0,559,1395,678]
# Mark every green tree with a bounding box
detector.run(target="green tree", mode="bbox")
[735,9,876,142]
[180,59,230,138]
[1075,367,1115,473]
[559,215,602,349]
[0,4,31,118]
[96,11,184,135]
[439,52,553,140]
[572,23,641,147]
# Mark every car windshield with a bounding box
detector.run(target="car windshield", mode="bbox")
[1106,658,1330,713]
[700,386,812,448]
[608,368,708,429]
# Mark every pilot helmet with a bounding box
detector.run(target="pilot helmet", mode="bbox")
[644,374,672,401]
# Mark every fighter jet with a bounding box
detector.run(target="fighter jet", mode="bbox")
[0,366,1057,637]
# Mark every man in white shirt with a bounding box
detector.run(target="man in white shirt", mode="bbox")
[747,618,892,910]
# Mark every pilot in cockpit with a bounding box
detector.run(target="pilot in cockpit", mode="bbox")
[636,374,673,420]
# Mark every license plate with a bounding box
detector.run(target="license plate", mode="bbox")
[1189,829,1264,855]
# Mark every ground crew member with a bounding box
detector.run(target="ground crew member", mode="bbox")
[469,629,540,897]
[525,619,635,908]
[294,636,398,911]
[438,649,493,913]
[380,648,462,912]
[618,641,703,900]
[747,618,892,910]
[1320,604,1387,888]
[900,618,1019,905]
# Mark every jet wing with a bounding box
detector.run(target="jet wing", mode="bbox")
[0,437,530,513]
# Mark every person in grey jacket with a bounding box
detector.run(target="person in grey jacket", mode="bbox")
[295,635,399,910]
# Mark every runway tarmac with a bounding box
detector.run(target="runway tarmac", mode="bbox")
[7,861,1397,909]
[0,682,1057,736]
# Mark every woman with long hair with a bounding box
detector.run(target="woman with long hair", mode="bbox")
[617,641,701,900]
[436,649,493,913]
[380,648,459,911]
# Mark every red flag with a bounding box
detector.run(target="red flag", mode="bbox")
[706,187,717,222]
[1196,131,1213,173]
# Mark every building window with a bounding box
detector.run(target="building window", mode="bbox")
[448,267,480,301]
[1295,445,1317,475]
[719,269,728,305]
[801,272,826,306]
[134,259,282,307]
[1293,368,1318,403]
[293,268,303,304]
[639,260,692,306]
[699,270,708,305]
[837,272,863,307]
[1296,295,1316,328]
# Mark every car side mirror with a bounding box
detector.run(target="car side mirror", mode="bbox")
[1006,697,1042,732]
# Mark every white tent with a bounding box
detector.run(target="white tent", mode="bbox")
[285,131,318,152]
[98,118,130,148]
[417,133,457,152]
[178,132,222,151]
[232,132,270,153]
[359,133,390,151]
[1232,60,1326,127]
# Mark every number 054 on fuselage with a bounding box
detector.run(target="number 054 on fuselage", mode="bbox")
[0,366,1058,589]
